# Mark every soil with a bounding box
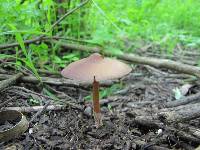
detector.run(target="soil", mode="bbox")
[0,48,200,149]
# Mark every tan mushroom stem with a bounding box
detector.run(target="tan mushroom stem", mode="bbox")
[92,76,102,127]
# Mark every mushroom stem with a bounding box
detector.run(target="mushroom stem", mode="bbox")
[92,76,102,127]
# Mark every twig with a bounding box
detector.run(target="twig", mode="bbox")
[118,54,200,78]
[0,74,116,87]
[46,36,100,46]
[5,86,83,110]
[3,105,67,113]
[4,103,82,113]
[38,69,60,76]
[44,84,76,101]
[0,73,22,91]
[58,41,101,53]
[144,65,168,76]
[7,86,60,101]
[50,0,90,30]
[0,36,43,49]
[29,101,51,124]
[0,0,90,50]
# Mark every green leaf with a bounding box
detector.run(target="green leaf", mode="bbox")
[43,88,59,101]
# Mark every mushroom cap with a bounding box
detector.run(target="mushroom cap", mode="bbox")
[61,53,132,83]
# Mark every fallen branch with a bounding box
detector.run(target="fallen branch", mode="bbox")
[59,42,100,53]
[143,145,170,150]
[118,54,200,78]
[0,73,22,91]
[7,86,75,103]
[3,105,67,113]
[165,91,200,108]
[178,123,200,139]
[0,74,117,87]
[3,102,82,113]
[129,115,200,145]
[3,100,83,114]
[177,130,200,144]
[58,42,200,78]
[159,103,200,123]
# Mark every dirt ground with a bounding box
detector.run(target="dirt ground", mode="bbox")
[0,49,200,150]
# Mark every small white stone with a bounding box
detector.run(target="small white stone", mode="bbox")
[29,128,33,134]
[157,129,163,136]
[84,106,92,116]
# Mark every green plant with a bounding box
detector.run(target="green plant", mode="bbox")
[84,83,123,101]
[86,0,200,55]
[1,0,200,77]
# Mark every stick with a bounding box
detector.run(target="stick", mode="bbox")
[0,73,22,91]
[58,42,100,53]
[0,74,116,87]
[50,0,90,30]
[58,42,200,78]
[3,102,82,113]
[0,36,43,49]
[118,53,200,78]
[3,105,66,113]
[159,103,200,123]
[165,91,200,108]
[0,0,90,50]
[29,101,51,123]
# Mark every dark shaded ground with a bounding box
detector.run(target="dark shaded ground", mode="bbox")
[0,64,200,150]
[0,47,200,149]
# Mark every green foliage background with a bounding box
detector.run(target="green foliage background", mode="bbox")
[1,0,200,74]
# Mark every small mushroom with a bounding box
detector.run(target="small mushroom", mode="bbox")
[61,53,132,127]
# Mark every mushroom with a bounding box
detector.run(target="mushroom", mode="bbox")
[61,53,132,127]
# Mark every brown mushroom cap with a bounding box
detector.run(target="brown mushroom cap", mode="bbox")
[61,53,132,83]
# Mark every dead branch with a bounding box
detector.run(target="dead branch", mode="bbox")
[3,101,82,113]
[159,103,200,123]
[165,91,200,108]
[130,115,200,145]
[3,105,67,113]
[59,42,101,53]
[0,36,43,49]
[143,145,170,150]
[0,73,22,91]
[58,42,200,78]
[177,130,200,144]
[178,123,200,139]
[0,74,116,87]
[50,0,90,30]
[118,53,200,78]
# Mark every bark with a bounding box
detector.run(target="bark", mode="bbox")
[0,73,22,91]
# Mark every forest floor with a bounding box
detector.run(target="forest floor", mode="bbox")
[0,47,200,150]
